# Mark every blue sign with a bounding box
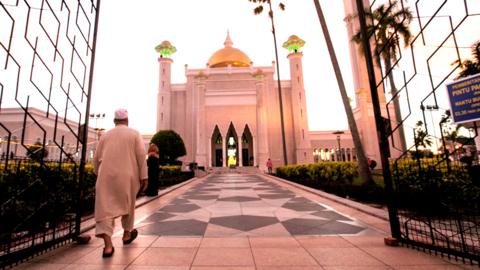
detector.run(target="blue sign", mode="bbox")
[446,73,480,124]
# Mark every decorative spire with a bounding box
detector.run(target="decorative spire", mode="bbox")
[224,30,233,48]
[253,69,265,80]
[282,35,305,53]
[155,40,177,58]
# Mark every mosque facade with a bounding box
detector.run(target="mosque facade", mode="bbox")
[154,33,338,170]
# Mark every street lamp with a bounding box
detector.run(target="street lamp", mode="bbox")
[425,105,439,153]
[89,113,106,139]
[89,113,105,129]
[12,135,18,157]
[333,130,345,161]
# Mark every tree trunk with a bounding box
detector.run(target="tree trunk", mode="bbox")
[385,58,407,152]
[268,1,288,165]
[313,0,373,184]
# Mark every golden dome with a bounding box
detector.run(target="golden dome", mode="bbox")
[208,32,251,68]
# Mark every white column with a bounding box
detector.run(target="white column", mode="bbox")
[254,70,269,171]
[253,135,258,167]
[238,136,243,167]
[194,72,207,166]
[208,137,212,167]
[222,136,227,167]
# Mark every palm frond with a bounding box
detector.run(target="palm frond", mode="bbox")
[472,40,480,64]
[254,5,263,15]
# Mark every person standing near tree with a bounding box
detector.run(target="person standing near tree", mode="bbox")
[146,143,160,196]
[93,108,147,258]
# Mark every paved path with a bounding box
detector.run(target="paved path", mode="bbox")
[13,173,475,269]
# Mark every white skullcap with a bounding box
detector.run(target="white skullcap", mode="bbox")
[114,108,128,120]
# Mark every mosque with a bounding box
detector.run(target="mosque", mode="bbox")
[154,32,357,171]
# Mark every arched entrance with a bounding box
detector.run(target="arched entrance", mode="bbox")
[241,125,254,166]
[225,122,238,167]
[211,126,223,167]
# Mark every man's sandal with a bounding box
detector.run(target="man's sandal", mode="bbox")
[122,229,138,245]
[102,247,114,258]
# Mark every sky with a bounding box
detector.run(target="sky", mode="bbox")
[89,0,356,134]
[2,0,478,145]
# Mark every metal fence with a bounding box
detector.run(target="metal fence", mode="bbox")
[359,0,479,265]
[0,0,100,268]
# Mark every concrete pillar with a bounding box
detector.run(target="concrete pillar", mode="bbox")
[253,135,258,167]
[253,69,269,171]
[222,135,227,167]
[238,135,243,167]
[208,136,212,168]
[194,72,207,167]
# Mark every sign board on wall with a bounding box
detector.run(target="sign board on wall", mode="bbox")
[446,73,480,124]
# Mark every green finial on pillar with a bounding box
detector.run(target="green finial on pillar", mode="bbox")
[282,35,305,53]
[155,40,177,58]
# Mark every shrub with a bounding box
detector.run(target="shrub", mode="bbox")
[26,143,49,161]
[150,130,186,165]
[392,159,480,214]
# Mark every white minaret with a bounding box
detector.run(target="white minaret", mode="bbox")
[283,35,313,164]
[342,0,402,164]
[155,41,176,131]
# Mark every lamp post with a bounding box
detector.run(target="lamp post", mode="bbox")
[89,113,106,140]
[89,113,105,129]
[333,130,345,161]
[89,113,105,162]
[13,135,18,157]
[0,136,4,159]
[425,105,439,153]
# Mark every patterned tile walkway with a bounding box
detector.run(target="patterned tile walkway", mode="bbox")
[137,174,377,237]
[12,173,475,269]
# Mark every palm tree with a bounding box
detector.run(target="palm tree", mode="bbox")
[454,40,480,78]
[443,122,462,160]
[349,0,412,153]
[413,121,432,148]
[313,0,373,184]
[248,0,288,165]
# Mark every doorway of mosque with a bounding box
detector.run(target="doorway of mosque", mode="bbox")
[227,136,238,167]
[241,125,254,166]
[211,126,223,167]
[225,123,239,167]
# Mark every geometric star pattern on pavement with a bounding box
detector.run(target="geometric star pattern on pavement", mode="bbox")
[137,174,375,237]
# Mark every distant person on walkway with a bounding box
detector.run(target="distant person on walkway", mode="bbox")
[93,108,147,258]
[146,143,160,197]
[368,158,377,171]
[266,158,273,174]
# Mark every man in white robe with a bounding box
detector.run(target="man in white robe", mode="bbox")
[93,108,147,257]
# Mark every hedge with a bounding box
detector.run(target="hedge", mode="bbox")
[275,161,480,214]
[391,160,480,214]
[0,161,192,243]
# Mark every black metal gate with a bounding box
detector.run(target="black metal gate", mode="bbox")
[356,0,479,265]
[0,0,100,268]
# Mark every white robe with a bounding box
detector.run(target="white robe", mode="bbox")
[93,125,147,223]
